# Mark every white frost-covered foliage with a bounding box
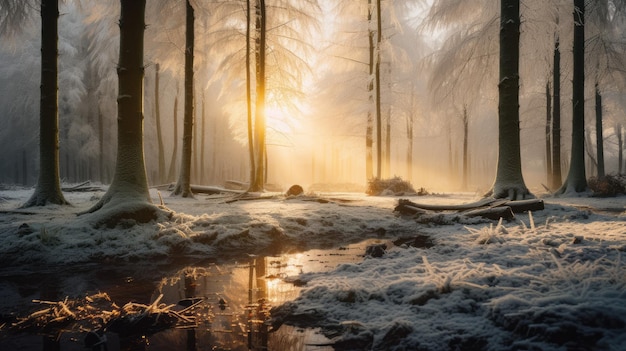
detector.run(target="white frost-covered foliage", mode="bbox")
[271,204,626,350]
[0,188,625,349]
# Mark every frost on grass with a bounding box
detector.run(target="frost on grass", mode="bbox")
[272,211,626,350]
[1,187,625,348]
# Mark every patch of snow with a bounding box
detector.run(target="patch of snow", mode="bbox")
[1,186,625,349]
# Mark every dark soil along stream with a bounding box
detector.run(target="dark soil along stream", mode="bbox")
[0,239,386,350]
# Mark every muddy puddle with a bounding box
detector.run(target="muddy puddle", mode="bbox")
[0,239,387,350]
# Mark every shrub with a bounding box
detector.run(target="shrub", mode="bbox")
[366,176,419,196]
[587,174,626,197]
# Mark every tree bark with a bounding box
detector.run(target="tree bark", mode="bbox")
[23,0,69,207]
[595,82,605,178]
[384,107,391,178]
[167,87,179,182]
[551,34,562,189]
[557,0,587,194]
[82,0,163,226]
[365,0,374,181]
[406,111,413,182]
[154,63,166,184]
[246,0,256,189]
[375,0,382,179]
[250,0,266,192]
[545,81,552,188]
[462,105,469,190]
[200,92,206,184]
[172,0,195,198]
[617,123,623,174]
[490,0,531,200]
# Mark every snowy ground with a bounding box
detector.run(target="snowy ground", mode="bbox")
[1,185,625,350]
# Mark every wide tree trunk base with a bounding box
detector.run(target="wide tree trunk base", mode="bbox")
[170,182,194,198]
[554,180,588,197]
[80,193,172,228]
[21,188,70,208]
[485,184,534,201]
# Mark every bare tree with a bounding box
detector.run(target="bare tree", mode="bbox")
[545,81,552,187]
[557,0,587,194]
[617,123,623,174]
[249,0,267,192]
[551,30,563,190]
[171,0,195,198]
[167,85,180,183]
[366,0,375,180]
[154,63,166,184]
[211,0,319,191]
[82,0,167,225]
[489,0,532,199]
[1,0,70,207]
[246,0,256,191]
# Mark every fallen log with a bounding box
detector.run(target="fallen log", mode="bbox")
[394,201,429,216]
[463,206,515,221]
[396,198,543,214]
[62,181,103,192]
[504,199,544,213]
[395,197,543,221]
[190,185,244,195]
[396,197,501,212]
[225,180,248,190]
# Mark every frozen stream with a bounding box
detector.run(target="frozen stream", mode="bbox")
[0,239,385,351]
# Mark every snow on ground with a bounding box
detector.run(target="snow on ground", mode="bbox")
[1,184,626,350]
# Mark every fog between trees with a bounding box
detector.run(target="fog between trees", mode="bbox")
[1,0,625,194]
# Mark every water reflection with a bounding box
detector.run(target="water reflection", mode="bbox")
[152,255,335,350]
[0,240,378,350]
[150,242,372,351]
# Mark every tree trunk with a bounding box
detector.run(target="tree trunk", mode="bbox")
[617,123,623,174]
[490,0,531,200]
[365,0,374,181]
[250,0,266,192]
[406,86,416,183]
[375,0,382,179]
[557,0,587,194]
[23,0,69,207]
[200,92,206,184]
[447,122,453,185]
[585,128,597,175]
[551,34,562,190]
[595,82,604,178]
[82,0,161,226]
[406,111,413,183]
[172,0,195,198]
[545,81,552,188]
[193,94,199,183]
[168,87,179,182]
[384,107,391,178]
[154,63,166,184]
[246,0,256,188]
[462,106,469,190]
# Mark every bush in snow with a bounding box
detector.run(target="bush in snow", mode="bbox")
[366,176,421,196]
[587,174,626,197]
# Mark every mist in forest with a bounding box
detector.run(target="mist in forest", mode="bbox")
[1,0,625,194]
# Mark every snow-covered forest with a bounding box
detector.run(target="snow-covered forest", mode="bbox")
[0,0,623,194]
[1,0,626,350]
